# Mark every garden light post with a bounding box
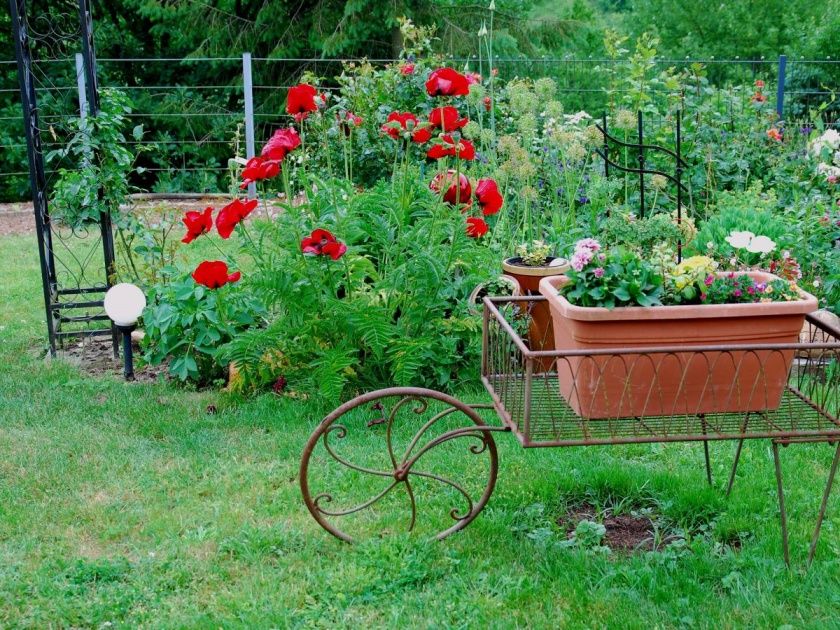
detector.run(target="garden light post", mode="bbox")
[104,283,146,381]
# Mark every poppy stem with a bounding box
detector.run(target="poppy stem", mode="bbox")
[206,235,239,269]
[342,256,353,299]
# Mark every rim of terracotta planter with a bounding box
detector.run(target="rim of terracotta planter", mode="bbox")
[539,271,818,321]
[502,256,570,277]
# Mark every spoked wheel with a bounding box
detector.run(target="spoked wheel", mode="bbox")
[300,387,502,542]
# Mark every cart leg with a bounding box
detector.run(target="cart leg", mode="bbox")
[700,415,712,486]
[772,441,790,567]
[726,415,752,497]
[807,441,840,567]
[726,438,745,497]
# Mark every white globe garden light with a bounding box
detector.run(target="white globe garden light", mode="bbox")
[104,283,146,380]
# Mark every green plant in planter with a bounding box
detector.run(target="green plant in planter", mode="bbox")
[515,240,552,266]
[564,239,663,308]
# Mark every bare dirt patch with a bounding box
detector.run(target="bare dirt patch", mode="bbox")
[558,502,672,552]
[53,336,167,383]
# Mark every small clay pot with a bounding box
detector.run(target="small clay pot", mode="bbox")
[468,274,522,316]
[502,257,570,370]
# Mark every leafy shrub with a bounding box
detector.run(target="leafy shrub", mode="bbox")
[690,186,792,263]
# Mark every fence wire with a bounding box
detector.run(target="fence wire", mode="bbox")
[1,55,838,201]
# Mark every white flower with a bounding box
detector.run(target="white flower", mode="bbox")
[745,235,776,254]
[811,129,840,157]
[725,230,755,249]
[706,241,715,250]
[563,111,592,126]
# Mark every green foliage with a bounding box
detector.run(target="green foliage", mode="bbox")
[563,246,664,308]
[46,90,142,229]
[690,186,791,264]
[600,211,685,252]
[142,274,264,384]
[218,177,495,399]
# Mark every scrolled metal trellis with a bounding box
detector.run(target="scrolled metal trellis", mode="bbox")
[595,110,690,260]
[9,0,118,356]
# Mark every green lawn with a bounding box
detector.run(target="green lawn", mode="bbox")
[1,231,839,628]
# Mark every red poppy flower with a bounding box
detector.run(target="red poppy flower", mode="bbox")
[286,84,318,121]
[755,79,765,89]
[181,206,214,244]
[381,111,419,139]
[400,63,415,75]
[240,156,280,189]
[751,92,767,103]
[215,198,259,239]
[261,127,301,161]
[411,124,433,144]
[300,228,348,260]
[430,170,472,207]
[425,68,470,97]
[483,96,491,111]
[427,135,476,161]
[475,178,504,215]
[192,260,241,289]
[344,111,362,127]
[429,106,468,131]
[466,217,489,238]
[766,128,783,142]
[338,111,362,137]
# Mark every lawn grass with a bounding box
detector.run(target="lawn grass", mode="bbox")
[1,231,840,628]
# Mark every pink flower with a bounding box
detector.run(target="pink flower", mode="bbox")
[733,289,742,298]
[575,238,601,252]
[766,128,783,142]
[570,249,593,272]
[593,267,604,278]
[704,275,714,286]
[400,63,415,75]
[700,292,707,301]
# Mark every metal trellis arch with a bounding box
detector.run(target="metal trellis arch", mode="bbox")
[9,0,118,356]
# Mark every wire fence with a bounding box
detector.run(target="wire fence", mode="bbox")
[1,54,838,202]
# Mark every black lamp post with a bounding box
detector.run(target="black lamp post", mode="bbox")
[103,283,146,381]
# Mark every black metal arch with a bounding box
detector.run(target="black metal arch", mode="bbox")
[596,110,688,260]
[9,0,117,356]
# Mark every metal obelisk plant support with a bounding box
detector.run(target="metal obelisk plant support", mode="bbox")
[9,0,118,356]
[595,111,689,261]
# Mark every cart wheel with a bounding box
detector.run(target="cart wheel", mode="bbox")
[300,387,500,542]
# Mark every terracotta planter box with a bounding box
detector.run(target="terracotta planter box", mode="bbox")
[539,273,818,419]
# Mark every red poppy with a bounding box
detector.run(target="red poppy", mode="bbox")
[301,228,348,260]
[261,127,301,161]
[766,128,783,142]
[181,206,214,244]
[427,135,476,161]
[215,198,259,239]
[483,96,491,112]
[411,125,433,144]
[466,217,489,238]
[475,178,504,215]
[286,84,318,121]
[240,156,280,189]
[755,79,765,88]
[400,63,415,75]
[429,106,468,131]
[751,92,767,103]
[430,170,472,207]
[425,67,470,97]
[344,111,362,127]
[381,111,418,139]
[192,260,241,289]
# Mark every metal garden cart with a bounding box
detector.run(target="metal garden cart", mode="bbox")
[301,296,840,566]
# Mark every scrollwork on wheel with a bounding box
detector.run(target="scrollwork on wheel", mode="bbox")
[300,387,501,542]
